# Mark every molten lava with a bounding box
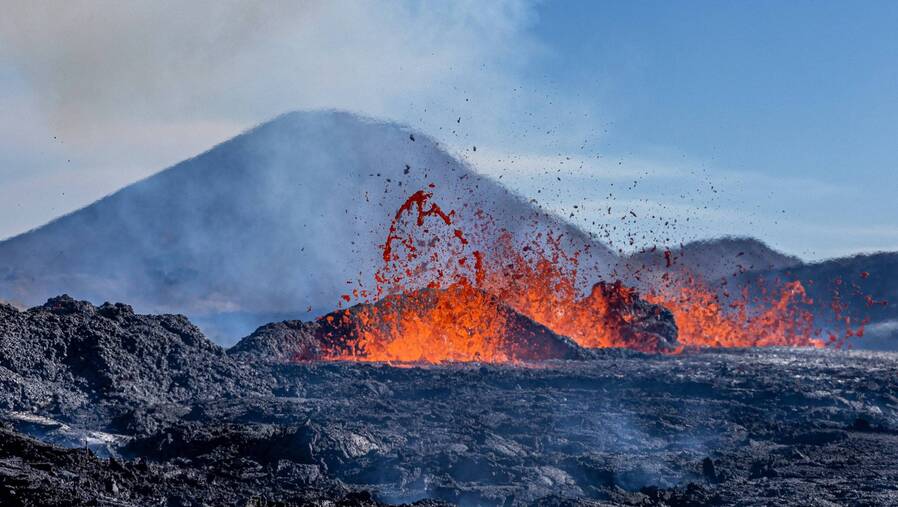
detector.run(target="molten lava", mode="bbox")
[644,276,821,349]
[326,286,513,363]
[322,187,865,363]
[478,232,675,352]
[325,190,506,362]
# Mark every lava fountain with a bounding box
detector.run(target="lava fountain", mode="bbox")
[323,187,841,363]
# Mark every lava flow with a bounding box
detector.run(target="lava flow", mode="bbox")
[478,231,675,351]
[323,188,835,363]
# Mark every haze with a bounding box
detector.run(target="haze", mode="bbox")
[1,0,896,260]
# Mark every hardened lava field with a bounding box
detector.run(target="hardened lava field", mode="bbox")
[1,297,898,506]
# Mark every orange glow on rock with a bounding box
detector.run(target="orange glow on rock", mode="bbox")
[325,285,513,363]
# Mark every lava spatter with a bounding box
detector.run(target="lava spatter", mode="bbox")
[320,188,856,363]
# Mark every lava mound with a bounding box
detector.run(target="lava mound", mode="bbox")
[231,286,588,363]
[230,284,678,363]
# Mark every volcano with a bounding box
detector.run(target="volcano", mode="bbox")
[0,110,888,351]
[0,110,896,505]
[0,111,615,344]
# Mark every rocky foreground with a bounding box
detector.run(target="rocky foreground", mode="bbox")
[2,296,898,506]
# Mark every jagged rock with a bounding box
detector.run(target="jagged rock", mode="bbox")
[3,295,898,505]
[0,295,269,422]
[0,425,440,507]
[228,319,321,363]
[584,281,679,351]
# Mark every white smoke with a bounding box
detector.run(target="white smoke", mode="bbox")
[0,0,561,238]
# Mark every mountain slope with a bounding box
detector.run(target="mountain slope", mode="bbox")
[620,236,802,287]
[0,111,615,343]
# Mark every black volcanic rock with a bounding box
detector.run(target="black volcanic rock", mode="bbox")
[0,424,444,507]
[228,319,321,363]
[100,348,898,506]
[0,295,268,423]
[3,297,898,505]
[586,281,679,352]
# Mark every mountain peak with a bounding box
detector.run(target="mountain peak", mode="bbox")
[0,110,614,344]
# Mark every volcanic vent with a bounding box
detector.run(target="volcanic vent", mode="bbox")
[233,283,684,364]
[233,188,679,364]
[234,179,853,364]
[231,287,586,363]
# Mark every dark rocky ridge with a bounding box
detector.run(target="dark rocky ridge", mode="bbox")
[745,251,898,350]
[0,295,270,426]
[2,296,898,505]
[623,239,898,351]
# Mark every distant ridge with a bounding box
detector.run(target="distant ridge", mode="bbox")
[620,236,802,285]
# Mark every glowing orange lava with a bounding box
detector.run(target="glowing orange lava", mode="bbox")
[478,232,673,352]
[326,286,513,363]
[644,275,822,349]
[323,188,858,363]
[325,190,506,362]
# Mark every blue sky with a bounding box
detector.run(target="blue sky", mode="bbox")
[471,0,898,259]
[0,1,895,259]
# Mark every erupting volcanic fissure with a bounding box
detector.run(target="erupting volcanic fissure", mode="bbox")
[645,276,820,349]
[325,189,508,362]
[320,188,869,363]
